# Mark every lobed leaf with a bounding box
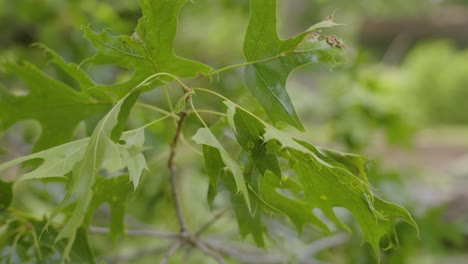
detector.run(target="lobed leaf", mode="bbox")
[243,0,345,131]
[0,60,109,151]
[224,102,418,258]
[82,0,213,98]
[0,91,147,262]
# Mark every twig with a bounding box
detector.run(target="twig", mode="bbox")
[106,245,169,264]
[196,207,231,236]
[160,240,183,264]
[194,239,226,264]
[89,226,178,239]
[168,111,189,233]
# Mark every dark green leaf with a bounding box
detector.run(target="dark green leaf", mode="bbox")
[0,219,95,264]
[226,102,281,178]
[0,61,109,151]
[201,145,224,205]
[86,175,133,240]
[0,179,13,209]
[111,90,140,142]
[221,165,266,247]
[243,0,345,130]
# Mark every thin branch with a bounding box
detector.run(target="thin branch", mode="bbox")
[196,207,231,236]
[89,226,179,239]
[194,239,226,264]
[168,111,189,233]
[160,240,183,264]
[106,245,169,264]
[186,109,228,117]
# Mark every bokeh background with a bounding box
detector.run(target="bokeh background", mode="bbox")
[1,0,467,263]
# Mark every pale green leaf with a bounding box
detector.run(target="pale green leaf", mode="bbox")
[192,128,251,211]
[306,19,341,32]
[0,138,89,181]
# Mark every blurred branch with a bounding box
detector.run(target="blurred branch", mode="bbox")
[168,110,189,233]
[105,245,170,264]
[196,207,231,236]
[89,226,178,239]
[160,241,183,264]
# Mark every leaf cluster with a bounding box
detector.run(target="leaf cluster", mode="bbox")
[0,0,417,263]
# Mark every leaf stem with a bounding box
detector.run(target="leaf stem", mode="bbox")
[188,98,208,128]
[192,87,266,125]
[186,109,227,117]
[208,53,286,76]
[163,85,178,127]
[125,114,172,132]
[135,102,178,119]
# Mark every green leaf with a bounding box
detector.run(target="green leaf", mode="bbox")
[306,17,341,32]
[201,145,224,206]
[0,95,146,186]
[118,129,148,188]
[86,175,134,240]
[226,103,418,258]
[52,91,141,258]
[0,90,145,262]
[36,44,95,90]
[82,0,213,97]
[221,162,266,247]
[226,101,281,178]
[0,61,109,151]
[111,90,140,142]
[0,138,89,182]
[0,219,96,264]
[192,128,251,211]
[243,0,345,130]
[259,172,331,233]
[0,179,13,209]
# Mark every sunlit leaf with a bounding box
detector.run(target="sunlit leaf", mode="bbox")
[192,127,251,211]
[51,91,141,260]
